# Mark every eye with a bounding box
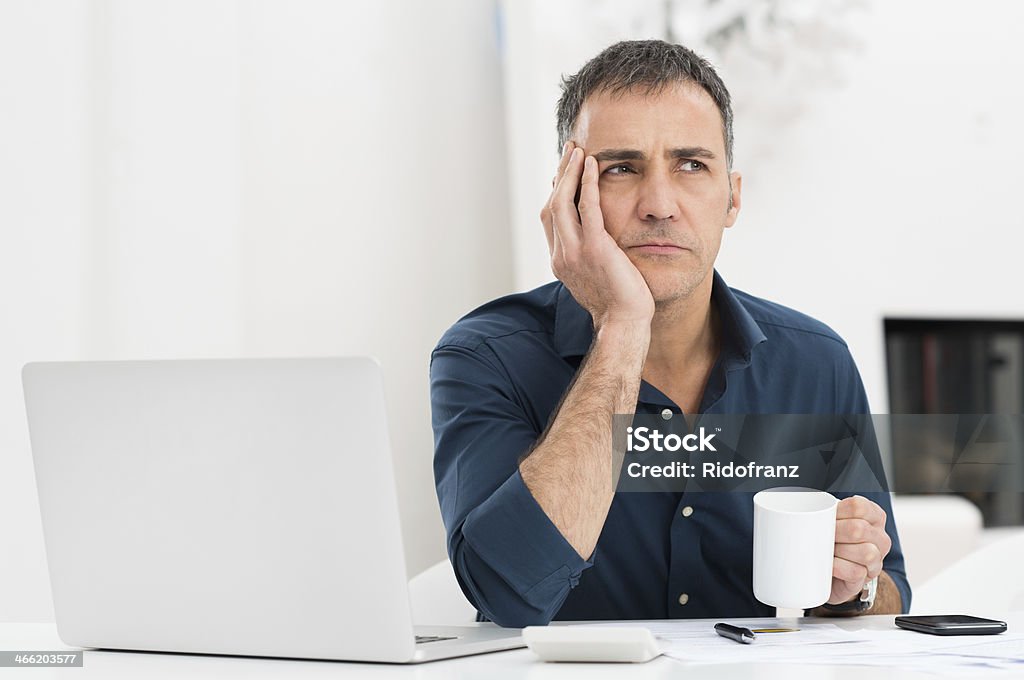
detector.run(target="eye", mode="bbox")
[680,160,707,172]
[603,164,636,175]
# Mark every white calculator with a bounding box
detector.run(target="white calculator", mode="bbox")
[523,626,662,663]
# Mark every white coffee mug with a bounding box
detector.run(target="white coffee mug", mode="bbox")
[752,487,838,609]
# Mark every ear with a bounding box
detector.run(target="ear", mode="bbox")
[724,171,742,228]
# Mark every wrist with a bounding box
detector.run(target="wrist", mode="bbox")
[823,576,878,614]
[591,321,650,362]
[592,298,654,332]
[593,317,651,344]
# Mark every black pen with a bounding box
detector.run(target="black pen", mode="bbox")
[715,622,756,644]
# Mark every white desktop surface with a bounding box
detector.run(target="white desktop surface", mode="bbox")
[3,614,1019,679]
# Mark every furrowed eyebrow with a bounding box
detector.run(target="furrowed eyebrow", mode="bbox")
[668,147,717,160]
[592,149,645,162]
[591,147,717,162]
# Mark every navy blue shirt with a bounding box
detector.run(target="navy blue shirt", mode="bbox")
[429,271,911,628]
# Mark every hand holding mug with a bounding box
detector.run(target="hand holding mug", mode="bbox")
[828,495,891,605]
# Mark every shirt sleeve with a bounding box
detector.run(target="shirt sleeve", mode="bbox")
[836,350,913,614]
[429,339,593,627]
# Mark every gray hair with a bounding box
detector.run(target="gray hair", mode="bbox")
[556,40,734,170]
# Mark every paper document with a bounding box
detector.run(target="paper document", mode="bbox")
[580,619,1024,675]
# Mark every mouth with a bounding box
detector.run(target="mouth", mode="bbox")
[628,243,688,255]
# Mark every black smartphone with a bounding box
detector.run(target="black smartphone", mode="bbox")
[895,615,1007,636]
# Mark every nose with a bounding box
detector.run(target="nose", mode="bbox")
[636,171,677,222]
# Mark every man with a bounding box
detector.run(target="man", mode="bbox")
[430,40,910,627]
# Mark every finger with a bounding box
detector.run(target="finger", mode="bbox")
[827,577,861,605]
[832,556,869,584]
[549,204,566,278]
[557,141,575,178]
[834,517,874,544]
[834,543,884,579]
[552,143,578,201]
[834,520,892,570]
[541,202,555,254]
[539,193,567,277]
[553,145,582,201]
[578,155,605,237]
[542,144,574,250]
[541,143,577,255]
[836,495,886,526]
[834,517,891,550]
[551,147,584,249]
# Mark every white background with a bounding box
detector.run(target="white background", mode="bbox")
[2,0,1022,622]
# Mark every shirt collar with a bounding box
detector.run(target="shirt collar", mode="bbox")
[552,270,767,368]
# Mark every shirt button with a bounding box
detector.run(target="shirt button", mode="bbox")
[681,506,693,517]
[661,408,673,420]
[678,593,689,606]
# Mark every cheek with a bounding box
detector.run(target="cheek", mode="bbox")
[679,183,727,212]
[597,190,630,237]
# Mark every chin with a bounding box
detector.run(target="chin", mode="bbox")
[642,269,709,306]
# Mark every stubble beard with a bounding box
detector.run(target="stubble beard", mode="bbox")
[650,265,711,311]
[618,218,722,313]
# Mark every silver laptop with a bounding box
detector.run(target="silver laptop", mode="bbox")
[22,357,522,663]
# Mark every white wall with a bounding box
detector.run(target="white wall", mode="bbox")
[0,0,93,627]
[1,0,511,622]
[718,0,1024,411]
[503,0,1024,411]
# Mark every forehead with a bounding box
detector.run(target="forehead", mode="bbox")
[573,83,725,156]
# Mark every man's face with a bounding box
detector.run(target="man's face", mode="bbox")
[572,83,742,307]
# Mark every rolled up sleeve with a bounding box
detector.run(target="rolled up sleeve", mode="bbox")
[430,340,592,627]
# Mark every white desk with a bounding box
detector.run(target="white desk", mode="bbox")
[2,614,1019,679]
